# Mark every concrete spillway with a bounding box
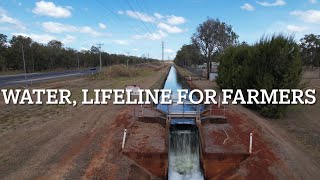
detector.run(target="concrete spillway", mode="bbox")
[123,65,250,179]
[169,126,204,180]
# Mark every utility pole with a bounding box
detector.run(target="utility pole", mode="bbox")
[162,41,164,62]
[17,40,27,87]
[77,51,80,72]
[126,52,130,67]
[97,43,103,72]
[148,53,149,62]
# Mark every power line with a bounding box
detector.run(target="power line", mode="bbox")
[141,0,154,17]
[139,0,173,35]
[94,0,142,35]
[125,0,154,34]
[134,0,158,32]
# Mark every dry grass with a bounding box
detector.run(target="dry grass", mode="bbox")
[275,79,320,161]
[135,62,165,71]
[174,65,194,77]
[88,63,169,81]
[106,65,139,77]
[88,65,138,80]
[0,64,170,133]
[303,68,320,79]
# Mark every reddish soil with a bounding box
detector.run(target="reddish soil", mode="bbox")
[0,65,171,180]
[219,110,285,179]
[2,64,318,179]
[124,121,166,152]
[200,107,287,179]
[177,68,308,179]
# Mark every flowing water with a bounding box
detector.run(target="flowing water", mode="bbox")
[168,127,203,180]
[158,66,204,180]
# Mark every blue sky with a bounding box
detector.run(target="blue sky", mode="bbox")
[0,0,319,59]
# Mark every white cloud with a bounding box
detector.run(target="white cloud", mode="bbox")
[126,10,155,23]
[154,13,164,19]
[42,21,109,37]
[122,10,187,25]
[167,15,186,25]
[0,7,25,29]
[157,22,183,33]
[42,21,76,33]
[164,49,175,53]
[12,32,56,44]
[32,1,72,18]
[112,40,129,45]
[309,0,317,4]
[133,30,167,40]
[79,26,103,36]
[80,47,89,51]
[287,25,309,32]
[132,48,139,51]
[99,23,107,29]
[241,3,255,11]
[13,32,76,45]
[164,49,176,60]
[63,35,76,44]
[257,0,286,7]
[118,10,187,36]
[290,10,320,23]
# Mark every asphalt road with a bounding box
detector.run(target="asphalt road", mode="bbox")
[0,69,98,87]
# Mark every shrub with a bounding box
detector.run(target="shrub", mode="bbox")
[217,34,302,118]
[106,64,139,77]
[88,64,140,80]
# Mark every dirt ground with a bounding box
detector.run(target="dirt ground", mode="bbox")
[181,67,320,179]
[0,64,170,179]
[1,64,319,179]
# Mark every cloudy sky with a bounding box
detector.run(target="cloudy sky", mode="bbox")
[0,0,319,59]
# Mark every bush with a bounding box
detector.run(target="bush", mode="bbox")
[106,64,139,77]
[88,64,140,80]
[217,34,302,118]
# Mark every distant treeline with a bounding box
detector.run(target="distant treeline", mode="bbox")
[0,34,157,72]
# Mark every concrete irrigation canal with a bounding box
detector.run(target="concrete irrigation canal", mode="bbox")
[160,66,204,179]
[122,65,250,179]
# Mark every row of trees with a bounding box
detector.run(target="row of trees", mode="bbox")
[173,44,204,66]
[0,34,157,72]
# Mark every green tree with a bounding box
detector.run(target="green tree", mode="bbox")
[217,34,302,118]
[8,35,33,71]
[174,44,203,66]
[0,34,8,70]
[47,40,64,69]
[300,34,320,67]
[192,18,238,79]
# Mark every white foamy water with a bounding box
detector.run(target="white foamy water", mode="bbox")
[168,129,204,180]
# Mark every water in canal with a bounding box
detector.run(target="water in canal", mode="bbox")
[158,66,204,180]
